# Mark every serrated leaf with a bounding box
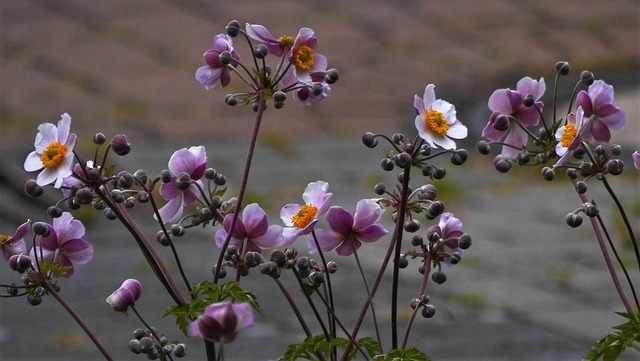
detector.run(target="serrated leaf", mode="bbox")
[372,348,431,361]
[584,312,640,361]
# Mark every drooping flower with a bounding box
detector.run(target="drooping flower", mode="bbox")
[287,28,328,85]
[158,146,207,224]
[245,23,291,57]
[280,181,332,244]
[1,219,30,261]
[24,113,77,188]
[310,199,388,256]
[554,107,586,167]
[576,80,626,142]
[29,212,93,278]
[189,301,255,343]
[215,203,283,253]
[633,151,640,170]
[414,84,468,150]
[427,212,465,267]
[481,77,546,158]
[195,34,239,90]
[106,279,142,312]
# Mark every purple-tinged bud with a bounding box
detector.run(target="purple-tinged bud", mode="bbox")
[432,271,447,284]
[418,184,437,201]
[517,150,531,165]
[476,141,491,155]
[610,144,622,156]
[27,293,42,306]
[106,279,142,312]
[214,173,226,186]
[373,183,386,195]
[118,171,135,188]
[75,187,94,205]
[380,158,394,171]
[391,133,405,144]
[170,224,185,237]
[555,61,570,76]
[493,114,510,131]
[47,206,63,218]
[566,168,578,179]
[156,230,171,246]
[136,191,150,203]
[566,213,583,228]
[110,189,124,203]
[139,336,154,354]
[173,343,186,358]
[160,169,172,183]
[211,265,227,279]
[541,167,555,181]
[326,261,337,274]
[224,94,238,106]
[199,206,212,220]
[175,172,192,191]
[362,132,378,148]
[450,149,468,166]
[449,252,462,265]
[310,83,324,96]
[219,51,232,66]
[111,134,131,156]
[309,271,325,285]
[396,254,409,269]
[296,257,310,270]
[24,179,44,197]
[585,204,599,217]
[404,219,420,233]
[133,169,148,185]
[253,44,268,59]
[128,339,142,354]
[432,168,446,180]
[411,235,424,246]
[606,159,624,175]
[522,94,535,107]
[273,91,287,103]
[580,70,594,85]
[92,132,106,145]
[260,261,278,275]
[494,156,512,173]
[594,145,606,156]
[133,328,146,340]
[421,304,436,318]
[188,302,255,343]
[32,222,50,237]
[9,254,32,273]
[458,234,472,249]
[575,181,588,194]
[104,208,117,220]
[270,250,287,267]
[394,152,413,169]
[421,164,435,177]
[204,168,217,180]
[325,68,339,84]
[244,252,262,268]
[225,20,241,37]
[426,201,445,220]
[6,283,19,296]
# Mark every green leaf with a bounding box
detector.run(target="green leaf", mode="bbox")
[278,335,384,361]
[38,262,72,278]
[584,312,640,361]
[372,348,431,361]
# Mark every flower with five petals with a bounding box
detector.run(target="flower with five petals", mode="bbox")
[414,84,468,150]
[215,203,283,253]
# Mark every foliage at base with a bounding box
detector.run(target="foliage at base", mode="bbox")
[584,312,640,361]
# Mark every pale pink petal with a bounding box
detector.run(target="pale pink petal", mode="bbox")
[24,152,44,172]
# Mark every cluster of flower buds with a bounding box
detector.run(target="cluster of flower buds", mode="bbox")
[196,20,339,109]
[409,294,437,319]
[128,327,186,359]
[260,249,334,294]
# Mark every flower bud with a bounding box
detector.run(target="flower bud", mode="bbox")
[104,208,117,220]
[421,304,436,318]
[373,183,386,195]
[458,234,472,250]
[170,224,185,237]
[133,169,148,185]
[136,191,150,203]
[244,252,262,268]
[522,94,535,107]
[396,254,409,269]
[575,181,588,194]
[273,91,287,103]
[225,20,241,37]
[173,343,187,358]
[9,254,32,273]
[493,156,512,173]
[418,184,437,201]
[555,61,570,76]
[585,204,599,217]
[118,171,135,189]
[211,265,227,279]
[92,132,106,145]
[362,132,378,148]
[325,68,339,84]
[535,153,548,164]
[47,205,63,218]
[110,189,124,203]
[311,83,324,96]
[610,144,622,156]
[175,172,192,191]
[404,219,420,233]
[394,152,412,169]
[74,187,94,205]
[380,158,395,172]
[156,230,171,246]
[160,169,172,183]
[24,179,44,197]
[411,235,424,246]
[309,271,325,285]
[27,293,42,306]
[224,94,238,106]
[517,150,530,165]
[111,134,131,156]
[566,213,583,228]
[188,302,255,343]
[606,159,624,175]
[450,149,468,166]
[580,70,594,85]
[139,336,154,354]
[493,114,510,131]
[219,51,232,66]
[432,168,446,180]
[476,141,492,155]
[541,167,555,181]
[128,339,142,354]
[106,279,142,312]
[426,201,445,220]
[326,261,338,274]
[214,173,226,186]
[204,168,218,180]
[253,43,268,59]
[432,271,447,284]
[32,222,50,237]
[296,257,310,270]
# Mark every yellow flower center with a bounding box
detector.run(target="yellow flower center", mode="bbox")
[560,124,577,147]
[293,45,315,70]
[278,36,294,47]
[424,109,449,135]
[0,235,12,244]
[40,141,67,168]
[291,204,318,228]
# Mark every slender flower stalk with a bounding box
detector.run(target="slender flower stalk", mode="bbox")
[401,252,432,349]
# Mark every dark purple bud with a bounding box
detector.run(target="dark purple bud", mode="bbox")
[111,134,131,156]
[27,293,42,306]
[476,141,492,155]
[610,144,621,156]
[110,189,124,203]
[156,230,171,246]
[418,184,437,201]
[296,257,310,270]
[244,252,262,268]
[325,68,339,84]
[211,265,227,279]
[75,187,94,205]
[555,61,570,76]
[170,224,185,237]
[219,51,232,66]
[273,91,287,103]
[575,181,588,193]
[394,152,413,169]
[566,168,578,179]
[32,222,50,236]
[421,304,436,318]
[93,132,106,145]
[139,336,154,354]
[260,261,278,277]
[493,156,512,173]
[118,171,135,188]
[411,235,424,246]
[426,201,445,219]
[173,343,187,358]
[517,150,531,165]
[594,145,606,156]
[432,168,446,180]
[133,169,148,185]
[326,261,337,274]
[421,164,435,177]
[535,153,548,164]
[253,44,268,59]
[128,339,142,354]
[606,159,624,175]
[104,208,117,220]
[204,168,218,180]
[432,271,447,284]
[9,254,32,273]
[396,255,409,269]
[373,183,386,195]
[214,173,226,186]
[585,204,599,217]
[309,271,325,285]
[24,179,44,197]
[47,205,63,218]
[404,219,420,233]
[580,70,594,85]
[224,94,238,106]
[133,328,146,340]
[541,167,555,181]
[458,234,472,250]
[136,191,149,203]
[391,133,405,144]
[175,172,192,191]
[566,213,583,228]
[362,132,378,148]
[381,158,395,171]
[449,252,461,265]
[225,20,241,37]
[493,114,510,131]
[522,94,535,107]
[450,149,468,166]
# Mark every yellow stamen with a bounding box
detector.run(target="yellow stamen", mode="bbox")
[424,109,449,135]
[278,36,294,47]
[40,141,67,168]
[293,45,315,70]
[0,235,12,244]
[291,204,318,228]
[560,124,577,147]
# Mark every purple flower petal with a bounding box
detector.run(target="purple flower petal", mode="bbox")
[60,238,94,265]
[352,199,383,231]
[356,224,388,243]
[326,206,353,235]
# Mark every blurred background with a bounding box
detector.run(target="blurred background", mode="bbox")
[1,1,639,360]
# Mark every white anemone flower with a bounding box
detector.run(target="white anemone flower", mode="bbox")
[414,84,467,149]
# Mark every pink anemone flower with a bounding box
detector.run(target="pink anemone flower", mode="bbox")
[215,203,283,253]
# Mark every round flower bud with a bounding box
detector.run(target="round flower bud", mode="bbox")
[6,283,19,296]
[421,164,435,177]
[218,50,232,66]
[160,169,172,183]
[139,336,154,354]
[225,20,241,37]
[173,343,187,358]
[585,204,599,217]
[110,189,124,203]
[555,61,570,76]
[253,44,268,59]
[593,144,606,156]
[244,252,262,268]
[132,169,148,185]
[309,271,325,285]
[260,261,278,276]
[129,339,142,354]
[296,257,310,270]
[396,255,409,269]
[580,70,594,85]
[32,222,50,237]
[404,219,420,233]
[199,206,212,220]
[426,201,445,220]
[373,183,386,195]
[214,174,226,186]
[67,197,81,210]
[575,181,588,194]
[421,304,436,318]
[450,149,468,166]
[610,144,622,156]
[458,234,472,250]
[380,158,395,172]
[541,167,555,181]
[106,279,143,312]
[476,141,492,155]
[224,94,238,106]
[362,132,378,148]
[324,69,339,85]
[270,250,287,267]
[92,132,106,145]
[418,184,437,201]
[211,265,227,279]
[391,133,405,144]
[162,345,173,355]
[24,179,44,198]
[432,271,447,284]
[9,254,32,273]
[394,152,413,169]
[75,187,94,205]
[326,261,338,274]
[47,205,63,218]
[136,191,150,203]
[27,293,42,306]
[535,153,548,164]
[104,208,117,220]
[449,252,462,265]
[204,168,217,180]
[566,168,578,179]
[411,235,424,247]
[170,224,185,237]
[311,83,324,96]
[118,171,134,189]
[432,168,446,180]
[522,94,535,107]
[111,134,131,156]
[156,230,171,246]
[606,159,624,175]
[493,114,510,131]
[493,156,512,173]
[273,91,287,103]
[566,213,583,228]
[517,150,531,165]
[175,172,192,191]
[133,328,146,340]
